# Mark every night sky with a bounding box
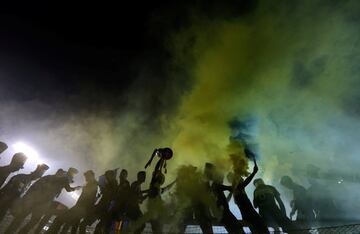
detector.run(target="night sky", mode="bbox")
[0,2,164,107]
[0,1,254,114]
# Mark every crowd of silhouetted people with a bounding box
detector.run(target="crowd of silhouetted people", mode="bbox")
[0,141,346,234]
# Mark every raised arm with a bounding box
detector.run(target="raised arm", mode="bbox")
[145,149,158,169]
[242,159,259,188]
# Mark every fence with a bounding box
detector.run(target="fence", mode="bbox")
[140,223,360,234]
[2,214,360,233]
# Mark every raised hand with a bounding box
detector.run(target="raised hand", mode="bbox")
[253,158,258,173]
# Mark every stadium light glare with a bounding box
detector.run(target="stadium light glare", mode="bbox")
[12,142,42,164]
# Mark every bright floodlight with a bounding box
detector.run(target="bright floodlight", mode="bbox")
[12,142,41,163]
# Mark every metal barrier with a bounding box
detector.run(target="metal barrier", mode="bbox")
[1,214,360,233]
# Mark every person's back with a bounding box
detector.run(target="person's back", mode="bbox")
[292,184,314,220]
[234,182,269,234]
[253,178,297,233]
[254,184,280,212]
[291,184,307,202]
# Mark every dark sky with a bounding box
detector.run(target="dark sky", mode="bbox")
[0,1,255,114]
[0,2,163,103]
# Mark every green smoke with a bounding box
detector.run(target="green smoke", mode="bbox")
[165,0,360,184]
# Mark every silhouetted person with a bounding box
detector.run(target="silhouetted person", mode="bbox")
[125,171,147,234]
[132,148,174,234]
[280,175,315,227]
[170,163,217,234]
[46,170,98,234]
[113,169,131,219]
[106,169,131,233]
[187,163,215,234]
[205,163,244,234]
[253,178,297,233]
[5,167,80,234]
[147,154,167,234]
[0,152,27,187]
[0,163,49,222]
[79,169,118,234]
[118,169,130,192]
[227,160,269,234]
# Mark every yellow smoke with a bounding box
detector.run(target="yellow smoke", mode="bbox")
[227,140,249,177]
[165,0,360,182]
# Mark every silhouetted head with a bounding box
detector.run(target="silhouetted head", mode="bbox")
[84,170,96,182]
[105,170,116,183]
[10,153,27,170]
[253,178,265,188]
[32,163,50,179]
[64,167,78,183]
[280,175,294,188]
[0,142,8,154]
[137,171,146,183]
[119,169,128,181]
[158,147,173,160]
[55,169,66,177]
[67,167,79,178]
